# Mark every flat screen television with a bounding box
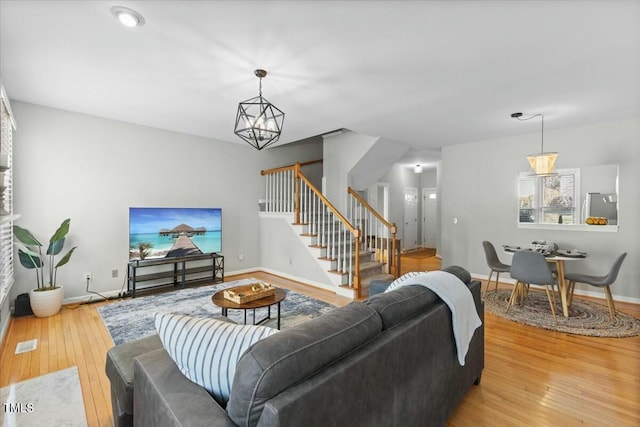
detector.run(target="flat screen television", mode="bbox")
[129,207,222,260]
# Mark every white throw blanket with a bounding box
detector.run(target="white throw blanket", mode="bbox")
[385,271,482,366]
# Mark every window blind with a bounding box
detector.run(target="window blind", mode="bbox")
[0,81,16,307]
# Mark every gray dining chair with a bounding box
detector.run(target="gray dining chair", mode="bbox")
[564,252,627,322]
[507,250,558,323]
[482,241,511,298]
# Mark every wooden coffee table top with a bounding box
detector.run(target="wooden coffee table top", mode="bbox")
[212,287,286,310]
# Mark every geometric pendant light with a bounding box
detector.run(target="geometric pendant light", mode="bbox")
[511,112,558,176]
[234,69,285,150]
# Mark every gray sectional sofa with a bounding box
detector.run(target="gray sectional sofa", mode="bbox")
[106,266,484,427]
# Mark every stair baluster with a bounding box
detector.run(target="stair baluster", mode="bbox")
[347,187,400,278]
[261,162,364,297]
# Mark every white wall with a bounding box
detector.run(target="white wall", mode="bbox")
[378,164,422,251]
[258,214,334,288]
[349,137,411,191]
[322,130,378,212]
[9,102,321,303]
[440,116,640,301]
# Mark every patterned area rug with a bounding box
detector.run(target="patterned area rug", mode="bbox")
[98,278,336,345]
[0,366,87,426]
[484,289,640,337]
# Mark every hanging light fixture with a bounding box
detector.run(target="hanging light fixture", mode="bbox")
[414,164,423,173]
[234,69,285,150]
[511,112,558,176]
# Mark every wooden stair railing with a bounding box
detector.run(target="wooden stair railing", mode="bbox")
[347,187,400,278]
[261,162,363,297]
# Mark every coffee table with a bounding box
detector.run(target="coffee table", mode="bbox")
[212,287,287,329]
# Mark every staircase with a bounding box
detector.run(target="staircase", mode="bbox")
[261,161,399,298]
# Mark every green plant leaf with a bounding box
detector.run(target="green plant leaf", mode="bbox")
[49,218,71,244]
[47,237,65,256]
[55,246,77,268]
[18,249,42,269]
[13,225,42,247]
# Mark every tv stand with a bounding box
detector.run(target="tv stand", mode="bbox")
[127,253,224,297]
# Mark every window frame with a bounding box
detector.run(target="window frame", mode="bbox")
[0,79,17,308]
[518,168,581,226]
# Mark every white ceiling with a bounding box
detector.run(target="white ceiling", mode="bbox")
[1,1,639,165]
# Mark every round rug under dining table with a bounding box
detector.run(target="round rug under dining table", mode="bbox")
[483,289,640,338]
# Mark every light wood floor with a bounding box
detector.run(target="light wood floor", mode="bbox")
[399,253,441,275]
[1,271,639,427]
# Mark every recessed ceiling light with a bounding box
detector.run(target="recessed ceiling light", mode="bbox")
[110,6,145,28]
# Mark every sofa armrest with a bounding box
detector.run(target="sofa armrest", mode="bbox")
[134,348,236,427]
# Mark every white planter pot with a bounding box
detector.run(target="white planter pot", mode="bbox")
[29,286,64,318]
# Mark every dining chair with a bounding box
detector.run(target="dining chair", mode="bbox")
[564,252,627,322]
[507,250,558,323]
[482,241,511,298]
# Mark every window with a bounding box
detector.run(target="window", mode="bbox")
[518,169,580,225]
[0,79,16,307]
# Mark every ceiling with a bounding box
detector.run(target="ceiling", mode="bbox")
[1,1,639,166]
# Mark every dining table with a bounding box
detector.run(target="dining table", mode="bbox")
[503,246,587,317]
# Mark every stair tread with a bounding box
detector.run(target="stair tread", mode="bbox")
[359,261,385,273]
[363,273,395,283]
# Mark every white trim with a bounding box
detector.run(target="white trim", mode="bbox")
[517,223,619,232]
[58,266,350,305]
[253,267,343,294]
[518,167,581,226]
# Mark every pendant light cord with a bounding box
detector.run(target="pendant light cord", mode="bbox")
[541,114,544,152]
[515,113,544,152]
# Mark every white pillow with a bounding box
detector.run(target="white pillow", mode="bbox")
[154,313,279,405]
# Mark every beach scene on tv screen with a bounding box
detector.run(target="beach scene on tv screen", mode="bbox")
[129,207,222,260]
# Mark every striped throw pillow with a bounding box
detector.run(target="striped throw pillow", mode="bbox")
[154,313,279,405]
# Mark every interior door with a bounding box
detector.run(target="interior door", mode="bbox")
[422,188,437,248]
[404,187,418,250]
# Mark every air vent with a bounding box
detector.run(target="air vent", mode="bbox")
[15,339,38,354]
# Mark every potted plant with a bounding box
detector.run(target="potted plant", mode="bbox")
[13,218,77,317]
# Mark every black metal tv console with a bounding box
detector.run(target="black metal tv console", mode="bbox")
[127,253,224,298]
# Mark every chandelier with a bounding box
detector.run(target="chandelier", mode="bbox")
[234,69,285,150]
[511,112,558,176]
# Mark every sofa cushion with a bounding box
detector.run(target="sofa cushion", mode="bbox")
[365,267,473,330]
[366,285,440,329]
[105,334,163,414]
[442,265,472,284]
[226,301,382,427]
[368,265,472,298]
[154,313,279,406]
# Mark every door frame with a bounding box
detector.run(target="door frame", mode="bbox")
[421,187,438,249]
[403,187,418,251]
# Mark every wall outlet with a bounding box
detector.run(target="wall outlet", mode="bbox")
[111,269,118,278]
[84,272,92,281]
[238,254,245,261]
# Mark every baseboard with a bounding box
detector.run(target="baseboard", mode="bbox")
[63,289,122,305]
[60,267,356,305]
[251,267,340,294]
[471,272,640,305]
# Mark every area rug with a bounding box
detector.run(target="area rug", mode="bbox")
[484,289,640,337]
[0,366,87,426]
[98,278,336,345]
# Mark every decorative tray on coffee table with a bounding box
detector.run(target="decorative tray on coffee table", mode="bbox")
[223,282,276,304]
